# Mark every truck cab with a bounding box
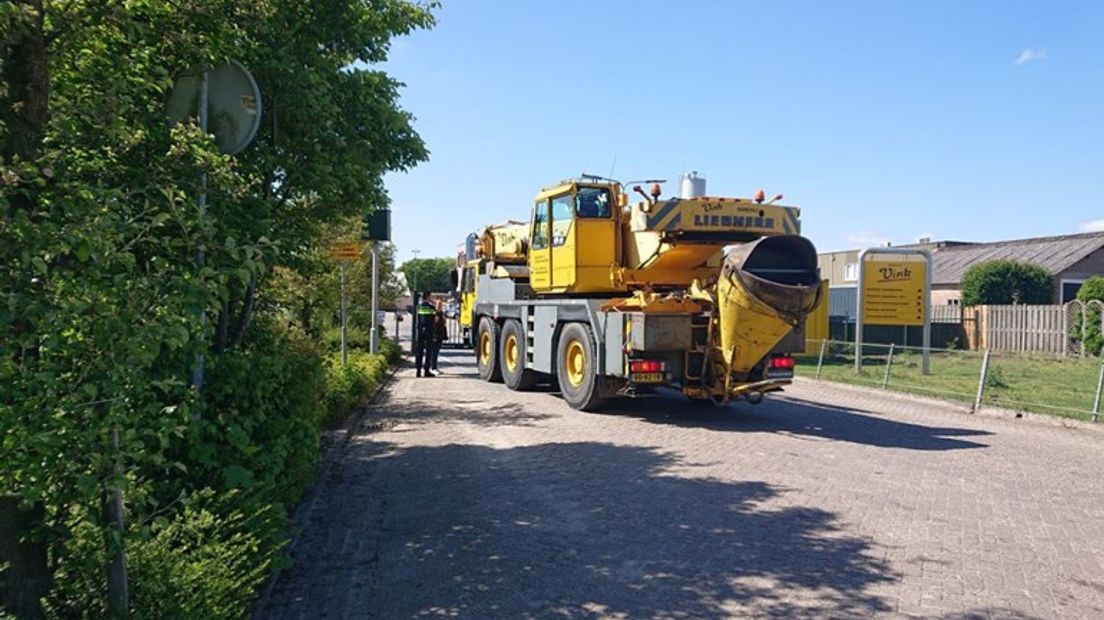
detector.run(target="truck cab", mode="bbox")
[456,258,482,347]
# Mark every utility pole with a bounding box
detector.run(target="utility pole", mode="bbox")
[370,242,380,354]
[191,70,208,403]
[340,261,348,365]
[410,249,421,352]
[411,249,421,296]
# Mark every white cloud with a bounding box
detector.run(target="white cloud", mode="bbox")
[844,230,891,248]
[1013,48,1046,66]
[1080,219,1104,233]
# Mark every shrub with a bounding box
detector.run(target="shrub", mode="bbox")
[323,325,405,357]
[322,351,391,425]
[43,489,286,619]
[1075,276,1104,355]
[380,337,403,365]
[985,364,1009,389]
[961,260,1053,306]
[127,489,286,620]
[196,322,326,507]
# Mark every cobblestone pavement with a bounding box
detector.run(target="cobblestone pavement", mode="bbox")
[258,348,1104,619]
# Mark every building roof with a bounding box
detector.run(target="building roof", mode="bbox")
[931,232,1104,285]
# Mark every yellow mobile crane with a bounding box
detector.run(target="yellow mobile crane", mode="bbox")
[460,176,822,410]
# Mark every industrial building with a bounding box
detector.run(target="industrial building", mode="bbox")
[817,231,1104,321]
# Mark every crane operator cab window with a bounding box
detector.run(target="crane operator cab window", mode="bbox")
[551,194,573,247]
[531,200,550,250]
[576,187,611,218]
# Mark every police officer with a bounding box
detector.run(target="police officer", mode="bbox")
[430,305,447,372]
[414,293,436,377]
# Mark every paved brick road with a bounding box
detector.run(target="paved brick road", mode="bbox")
[258,348,1104,619]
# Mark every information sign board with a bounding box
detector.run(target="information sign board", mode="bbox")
[861,260,926,326]
[330,243,362,261]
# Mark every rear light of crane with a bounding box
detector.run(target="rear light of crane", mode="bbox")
[630,359,665,373]
[770,355,796,370]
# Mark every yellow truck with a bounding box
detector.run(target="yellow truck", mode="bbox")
[457,176,822,410]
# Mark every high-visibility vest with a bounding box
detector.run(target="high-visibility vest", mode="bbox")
[415,304,435,333]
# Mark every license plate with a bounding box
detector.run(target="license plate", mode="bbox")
[766,369,794,379]
[631,372,664,383]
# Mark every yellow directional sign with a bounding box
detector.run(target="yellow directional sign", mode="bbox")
[862,260,926,326]
[330,242,362,261]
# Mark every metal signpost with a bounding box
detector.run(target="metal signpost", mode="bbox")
[855,248,932,374]
[168,60,262,396]
[371,243,380,354]
[363,208,391,354]
[330,242,363,365]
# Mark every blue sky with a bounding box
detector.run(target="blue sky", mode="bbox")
[381,1,1104,260]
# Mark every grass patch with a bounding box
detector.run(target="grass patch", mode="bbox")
[796,343,1103,421]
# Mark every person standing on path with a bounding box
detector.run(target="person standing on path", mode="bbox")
[414,293,436,377]
[430,306,447,372]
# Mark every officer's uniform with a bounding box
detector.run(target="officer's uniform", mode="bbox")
[430,310,449,371]
[414,300,436,377]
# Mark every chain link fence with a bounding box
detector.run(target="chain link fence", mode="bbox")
[798,340,1104,422]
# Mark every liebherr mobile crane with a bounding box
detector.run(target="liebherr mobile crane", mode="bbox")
[455,177,822,411]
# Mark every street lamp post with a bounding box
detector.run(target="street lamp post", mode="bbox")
[411,249,421,296]
[410,250,421,350]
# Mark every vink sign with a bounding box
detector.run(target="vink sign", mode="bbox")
[855,248,933,375]
[862,259,927,326]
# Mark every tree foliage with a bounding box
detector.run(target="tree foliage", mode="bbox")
[1,0,434,615]
[264,220,404,340]
[400,257,455,294]
[1074,276,1104,356]
[1075,276,1104,304]
[960,260,1053,306]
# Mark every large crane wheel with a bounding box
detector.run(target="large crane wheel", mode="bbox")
[476,317,503,382]
[556,322,606,411]
[500,319,537,391]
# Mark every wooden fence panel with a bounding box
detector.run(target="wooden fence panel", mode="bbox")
[977,304,1066,354]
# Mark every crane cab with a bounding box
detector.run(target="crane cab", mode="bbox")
[529,181,623,295]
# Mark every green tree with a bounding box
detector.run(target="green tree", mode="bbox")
[960,260,1053,306]
[2,0,434,615]
[265,220,403,339]
[401,257,455,294]
[1074,276,1104,355]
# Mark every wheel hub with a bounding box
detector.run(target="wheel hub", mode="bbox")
[480,331,492,365]
[504,334,518,372]
[565,340,585,387]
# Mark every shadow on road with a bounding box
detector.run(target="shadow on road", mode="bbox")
[600,391,991,451]
[941,611,1042,620]
[272,434,901,618]
[401,349,991,451]
[380,398,557,428]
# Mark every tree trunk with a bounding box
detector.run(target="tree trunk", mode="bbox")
[0,497,49,618]
[0,3,50,165]
[231,275,257,347]
[214,299,230,353]
[103,426,128,618]
[1,8,52,617]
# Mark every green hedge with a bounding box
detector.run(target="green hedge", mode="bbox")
[322,351,392,425]
[126,490,286,619]
[38,328,400,617]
